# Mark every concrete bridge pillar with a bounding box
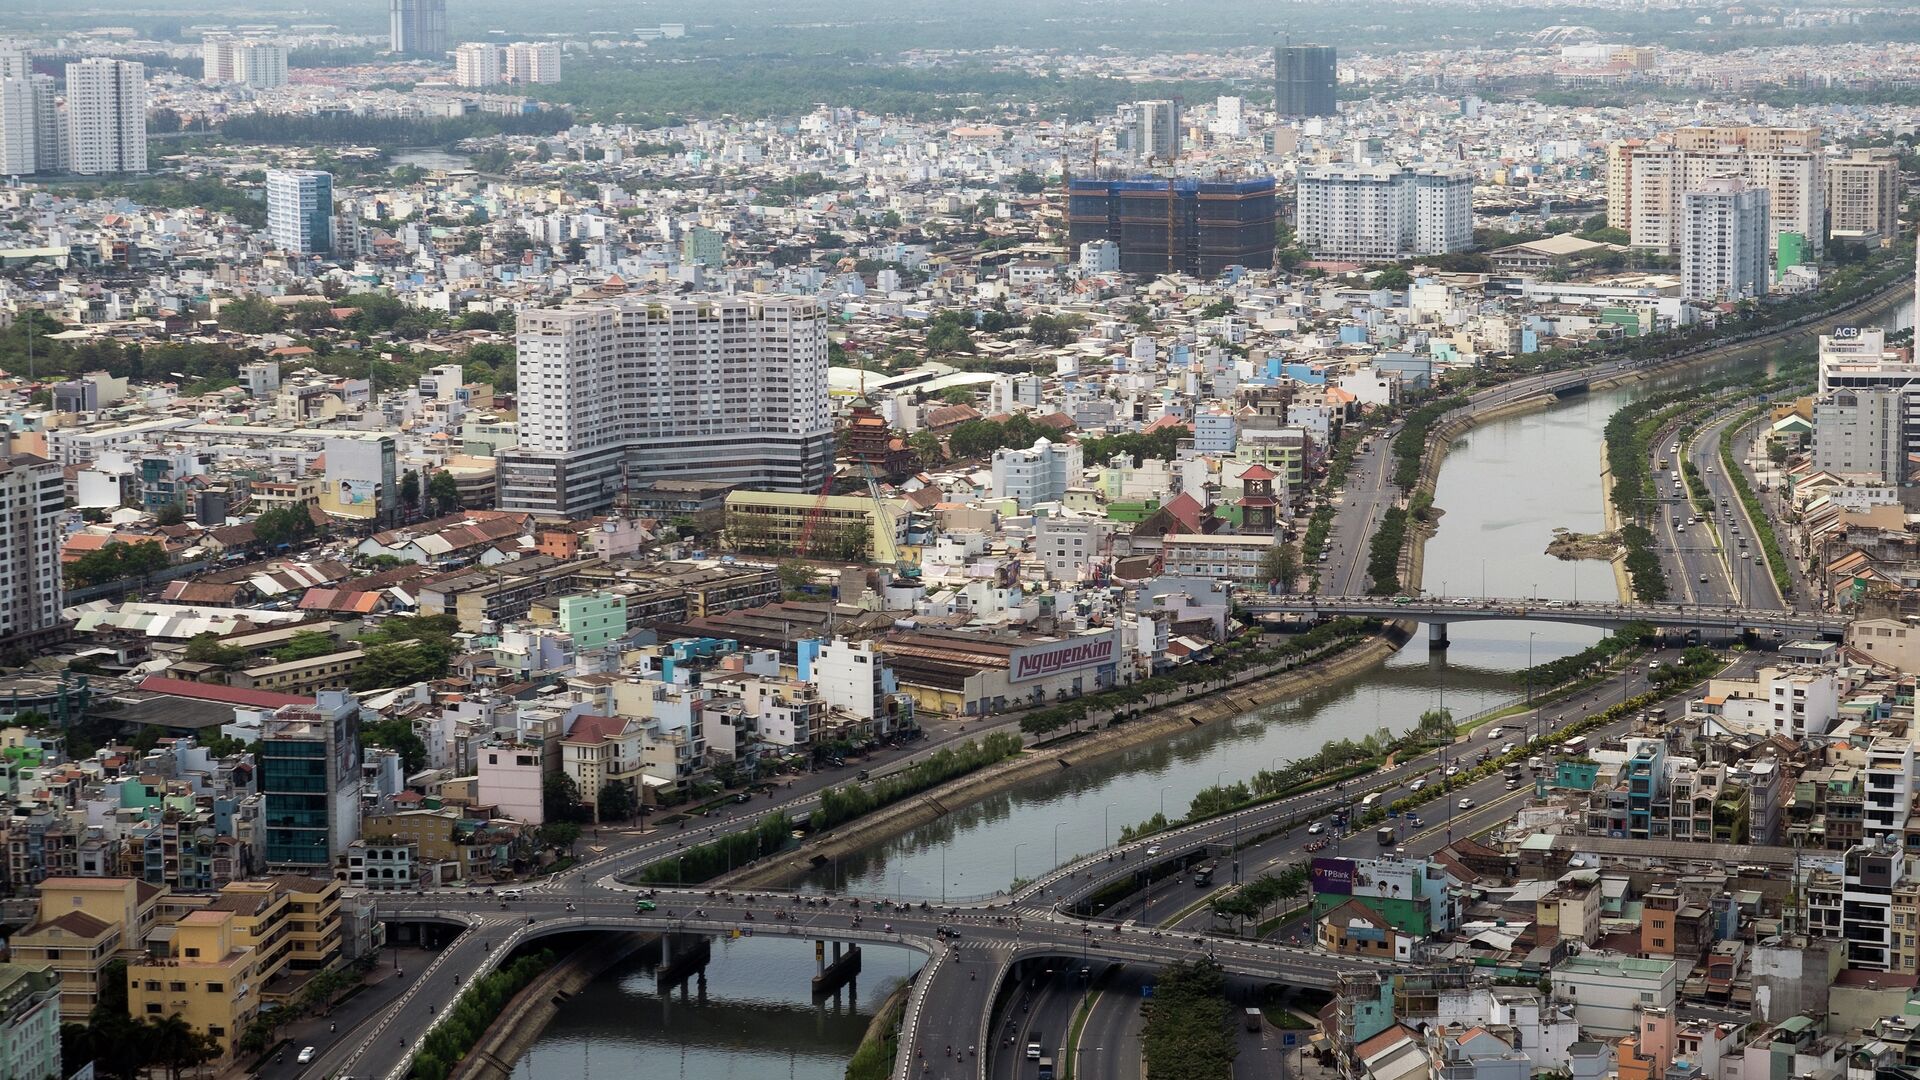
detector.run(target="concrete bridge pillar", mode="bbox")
[1428,623,1449,649]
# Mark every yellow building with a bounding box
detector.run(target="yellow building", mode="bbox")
[127,909,259,1055]
[724,489,908,562]
[8,878,164,1019]
[207,875,342,1000]
[9,911,123,1021]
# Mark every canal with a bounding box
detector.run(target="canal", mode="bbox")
[519,296,1911,1071]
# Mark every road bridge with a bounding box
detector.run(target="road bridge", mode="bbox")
[1241,594,1846,642]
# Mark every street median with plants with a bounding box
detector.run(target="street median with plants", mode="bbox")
[411,950,556,1080]
[1719,407,1795,601]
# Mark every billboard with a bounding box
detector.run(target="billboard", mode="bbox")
[1311,856,1355,896]
[1009,631,1117,684]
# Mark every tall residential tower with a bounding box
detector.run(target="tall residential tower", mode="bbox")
[389,0,449,57]
[496,295,834,516]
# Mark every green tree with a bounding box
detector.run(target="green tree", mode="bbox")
[254,504,316,548]
[1259,545,1298,592]
[908,429,942,465]
[543,773,588,824]
[216,295,285,334]
[271,630,341,663]
[923,310,975,355]
[1374,265,1414,289]
[1199,297,1236,319]
[183,632,248,669]
[400,468,420,508]
[597,778,638,822]
[539,820,582,853]
[428,470,461,515]
[152,503,185,526]
[362,716,428,773]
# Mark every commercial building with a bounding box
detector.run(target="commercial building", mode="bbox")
[1275,44,1338,118]
[497,295,833,516]
[1132,99,1181,162]
[1550,954,1679,1036]
[1161,533,1280,582]
[266,169,334,255]
[1826,147,1900,244]
[1680,178,1770,301]
[1065,175,1277,277]
[1296,164,1473,260]
[1812,387,1904,485]
[878,626,1123,715]
[259,691,362,872]
[1607,126,1824,257]
[0,963,60,1080]
[389,0,449,57]
[65,58,146,175]
[0,455,65,651]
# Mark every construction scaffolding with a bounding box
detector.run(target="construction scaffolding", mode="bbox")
[1065,172,1278,277]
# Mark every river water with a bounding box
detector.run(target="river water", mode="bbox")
[519,296,1912,1075]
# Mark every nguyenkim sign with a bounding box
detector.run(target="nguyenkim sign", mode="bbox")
[1009,632,1117,683]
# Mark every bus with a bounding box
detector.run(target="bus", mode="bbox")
[1193,859,1219,886]
[1359,792,1383,811]
[1561,736,1589,757]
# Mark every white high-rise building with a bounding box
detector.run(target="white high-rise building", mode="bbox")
[65,58,145,176]
[1608,126,1824,257]
[233,43,288,89]
[1681,178,1770,301]
[496,295,834,516]
[0,454,65,647]
[991,437,1083,508]
[1210,95,1246,138]
[453,42,501,86]
[266,169,334,254]
[0,75,35,175]
[202,35,237,83]
[1295,163,1472,260]
[504,42,561,84]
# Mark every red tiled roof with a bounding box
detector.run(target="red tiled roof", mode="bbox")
[135,676,314,708]
[564,713,629,744]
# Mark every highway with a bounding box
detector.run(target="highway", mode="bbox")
[325,640,1766,1080]
[1317,421,1397,596]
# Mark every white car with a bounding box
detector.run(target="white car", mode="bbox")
[1445,766,1460,777]
[1144,844,1161,856]
[1408,779,1427,793]
[1458,797,1475,810]
[1306,821,1326,835]
[297,1047,318,1064]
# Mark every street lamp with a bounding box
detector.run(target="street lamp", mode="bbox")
[1526,632,1538,705]
[1159,785,1173,820]
[1013,842,1027,885]
[1054,821,1067,870]
[1103,802,1117,849]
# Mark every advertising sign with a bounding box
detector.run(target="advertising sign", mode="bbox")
[1310,856,1355,895]
[1010,632,1117,683]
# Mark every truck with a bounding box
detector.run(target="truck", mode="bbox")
[1028,1032,1044,1060]
[1037,1059,1055,1080]
[1245,1008,1265,1032]
[1193,859,1219,886]
[1377,825,1396,845]
[1359,792,1383,811]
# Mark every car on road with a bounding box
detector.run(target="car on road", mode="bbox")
[1698,573,1709,583]
[1407,814,1423,827]
[1458,797,1475,810]
[634,899,656,911]
[297,1047,318,1064]
[1145,844,1162,856]
[1306,821,1325,835]
[1445,765,1460,777]
[1408,778,1426,792]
